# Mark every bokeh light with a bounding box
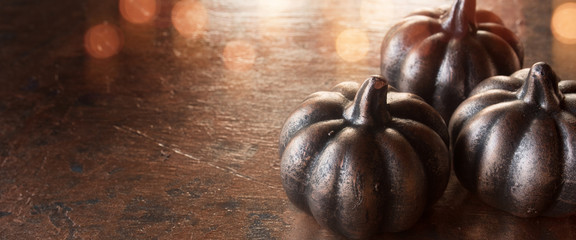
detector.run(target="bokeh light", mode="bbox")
[171,0,208,38]
[552,2,576,45]
[84,23,123,59]
[335,28,370,62]
[257,0,306,40]
[119,0,158,24]
[223,40,256,72]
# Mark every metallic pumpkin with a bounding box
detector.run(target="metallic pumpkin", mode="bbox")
[279,76,450,239]
[449,62,576,218]
[380,0,524,122]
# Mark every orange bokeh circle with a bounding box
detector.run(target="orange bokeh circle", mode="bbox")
[84,23,123,59]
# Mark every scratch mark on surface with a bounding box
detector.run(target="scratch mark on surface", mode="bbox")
[1,157,8,168]
[37,155,48,175]
[558,197,576,205]
[237,195,285,200]
[113,125,279,189]
[114,125,200,161]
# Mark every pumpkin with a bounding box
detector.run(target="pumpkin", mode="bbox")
[449,62,576,218]
[380,0,524,122]
[279,76,450,238]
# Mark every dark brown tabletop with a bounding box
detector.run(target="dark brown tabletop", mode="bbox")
[1,0,575,239]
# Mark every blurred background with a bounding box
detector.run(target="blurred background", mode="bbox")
[78,0,575,74]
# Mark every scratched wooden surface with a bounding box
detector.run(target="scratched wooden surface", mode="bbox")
[0,0,575,239]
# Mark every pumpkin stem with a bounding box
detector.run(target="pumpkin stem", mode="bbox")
[442,0,477,38]
[518,62,563,111]
[343,75,390,126]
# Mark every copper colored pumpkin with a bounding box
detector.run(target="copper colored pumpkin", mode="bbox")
[279,76,450,239]
[449,62,576,218]
[380,0,523,122]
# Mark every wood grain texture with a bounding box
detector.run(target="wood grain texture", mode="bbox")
[0,0,574,239]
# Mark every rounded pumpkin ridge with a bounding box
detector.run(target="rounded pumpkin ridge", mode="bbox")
[449,62,576,218]
[280,76,451,238]
[380,0,523,122]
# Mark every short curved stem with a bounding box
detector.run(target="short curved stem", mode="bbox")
[517,62,563,111]
[442,0,477,38]
[343,75,390,126]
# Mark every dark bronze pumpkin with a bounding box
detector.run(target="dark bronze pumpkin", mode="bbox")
[449,62,576,218]
[380,0,524,122]
[279,76,450,239]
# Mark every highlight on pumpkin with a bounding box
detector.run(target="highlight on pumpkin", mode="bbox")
[222,40,256,72]
[119,0,158,24]
[84,22,124,59]
[335,28,370,62]
[551,2,576,45]
[171,0,208,38]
